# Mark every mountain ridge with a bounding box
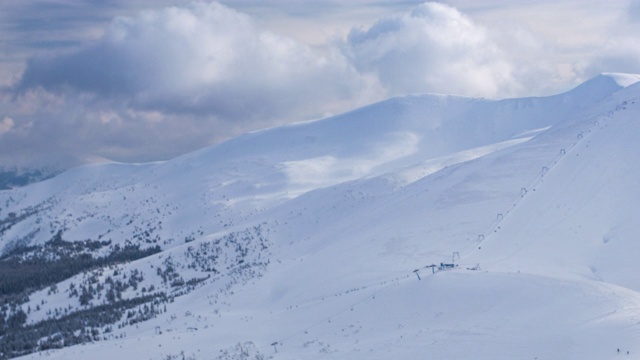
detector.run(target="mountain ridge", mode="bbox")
[1,73,640,359]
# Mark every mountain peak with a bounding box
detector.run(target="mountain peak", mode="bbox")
[559,72,640,106]
[598,72,640,87]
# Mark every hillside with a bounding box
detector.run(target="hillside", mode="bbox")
[0,73,639,359]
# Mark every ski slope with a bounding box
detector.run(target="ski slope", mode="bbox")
[2,73,640,359]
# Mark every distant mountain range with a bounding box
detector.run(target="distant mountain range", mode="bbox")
[0,168,60,190]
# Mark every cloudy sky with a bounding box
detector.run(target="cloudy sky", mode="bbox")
[0,0,638,169]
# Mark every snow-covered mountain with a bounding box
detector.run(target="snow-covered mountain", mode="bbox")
[1,73,640,359]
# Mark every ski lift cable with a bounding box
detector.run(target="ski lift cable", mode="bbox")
[263,264,443,351]
[262,100,635,353]
[471,107,614,254]
[264,257,478,352]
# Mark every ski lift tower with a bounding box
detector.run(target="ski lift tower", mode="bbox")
[413,269,421,280]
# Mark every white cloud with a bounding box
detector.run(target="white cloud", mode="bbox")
[18,2,370,121]
[587,38,640,76]
[582,3,640,77]
[5,1,380,166]
[344,2,520,98]
[0,117,14,135]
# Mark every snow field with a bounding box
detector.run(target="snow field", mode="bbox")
[6,73,640,359]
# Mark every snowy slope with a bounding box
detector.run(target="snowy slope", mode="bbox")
[2,73,640,359]
[0,73,626,252]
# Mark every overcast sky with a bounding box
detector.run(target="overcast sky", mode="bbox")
[0,0,638,169]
